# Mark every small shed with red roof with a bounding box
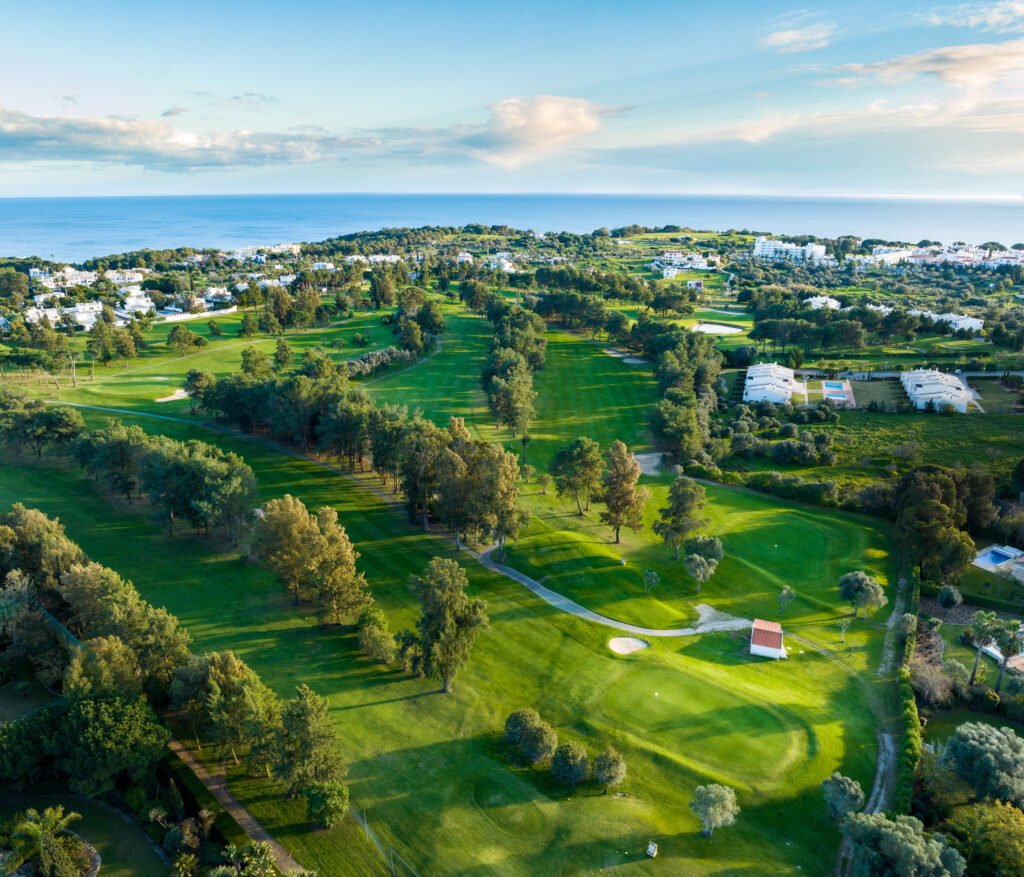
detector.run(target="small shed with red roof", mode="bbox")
[750,618,787,660]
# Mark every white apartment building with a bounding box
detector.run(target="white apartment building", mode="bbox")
[752,237,827,264]
[311,261,335,271]
[900,369,974,413]
[805,295,841,310]
[456,252,474,265]
[743,362,796,404]
[368,254,402,265]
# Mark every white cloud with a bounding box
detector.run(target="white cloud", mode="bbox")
[760,22,836,54]
[824,37,1024,88]
[455,95,618,167]
[923,1,1024,32]
[0,107,377,170]
[0,95,614,173]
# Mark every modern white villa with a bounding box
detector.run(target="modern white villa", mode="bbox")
[752,236,827,264]
[900,369,974,412]
[743,362,797,404]
[805,295,842,310]
[908,309,984,333]
[750,619,787,660]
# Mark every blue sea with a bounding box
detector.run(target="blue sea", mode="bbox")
[0,193,1021,263]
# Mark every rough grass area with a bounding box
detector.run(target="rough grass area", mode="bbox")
[0,796,168,877]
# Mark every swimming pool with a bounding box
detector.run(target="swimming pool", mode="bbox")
[826,392,847,401]
[986,549,1012,564]
[823,381,845,390]
[973,546,1022,569]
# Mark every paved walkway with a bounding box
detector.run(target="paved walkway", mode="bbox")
[168,739,304,875]
[475,544,749,637]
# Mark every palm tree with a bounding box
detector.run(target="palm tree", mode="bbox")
[994,619,1023,693]
[965,610,999,685]
[9,805,81,865]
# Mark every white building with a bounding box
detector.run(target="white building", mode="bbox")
[900,369,974,413]
[368,254,402,265]
[345,254,368,264]
[750,619,787,660]
[121,292,155,313]
[56,267,98,287]
[455,252,474,265]
[488,256,516,273]
[33,292,63,306]
[908,309,984,333]
[105,269,145,285]
[743,362,796,404]
[311,261,335,271]
[204,286,233,304]
[662,267,680,279]
[805,295,842,310]
[24,307,63,325]
[752,236,827,264]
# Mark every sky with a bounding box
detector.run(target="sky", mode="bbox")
[2,0,1024,197]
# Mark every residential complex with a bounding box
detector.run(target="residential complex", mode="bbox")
[900,369,974,412]
[751,236,827,264]
[743,362,797,404]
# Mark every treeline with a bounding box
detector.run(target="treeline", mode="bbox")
[478,297,545,440]
[190,358,531,549]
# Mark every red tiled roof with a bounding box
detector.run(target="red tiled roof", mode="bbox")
[751,618,784,650]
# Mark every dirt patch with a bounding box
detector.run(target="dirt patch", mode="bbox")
[608,637,648,655]
[155,389,188,403]
[920,596,980,625]
[633,453,662,476]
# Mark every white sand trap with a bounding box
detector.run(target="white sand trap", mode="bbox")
[155,389,189,403]
[603,348,627,357]
[623,357,648,364]
[609,637,648,655]
[633,453,662,475]
[151,376,170,381]
[692,322,743,335]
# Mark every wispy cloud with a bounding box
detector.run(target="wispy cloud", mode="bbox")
[0,107,377,170]
[0,94,614,172]
[821,37,1024,88]
[760,21,837,54]
[923,0,1024,33]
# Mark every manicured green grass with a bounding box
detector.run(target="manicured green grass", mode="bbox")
[849,378,904,409]
[1,432,890,875]
[0,796,168,877]
[970,378,1024,414]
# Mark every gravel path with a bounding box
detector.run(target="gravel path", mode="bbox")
[168,739,304,875]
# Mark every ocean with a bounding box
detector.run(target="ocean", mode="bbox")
[0,193,1021,264]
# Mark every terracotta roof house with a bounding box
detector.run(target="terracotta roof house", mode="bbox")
[750,618,787,660]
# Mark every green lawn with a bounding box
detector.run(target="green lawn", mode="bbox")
[970,378,1024,414]
[0,796,168,877]
[1,430,892,876]
[0,303,905,875]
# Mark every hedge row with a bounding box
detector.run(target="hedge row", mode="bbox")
[894,668,923,815]
[902,578,921,667]
[161,751,251,851]
[920,583,1024,616]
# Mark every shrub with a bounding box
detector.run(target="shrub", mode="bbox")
[894,668,923,814]
[504,708,541,745]
[303,780,350,828]
[938,585,963,610]
[551,742,589,787]
[358,624,395,665]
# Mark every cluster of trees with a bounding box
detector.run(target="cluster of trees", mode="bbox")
[249,494,372,621]
[503,708,626,791]
[479,298,546,441]
[837,571,888,618]
[0,388,86,458]
[0,505,353,843]
[388,285,447,353]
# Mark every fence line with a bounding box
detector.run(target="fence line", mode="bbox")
[351,805,420,876]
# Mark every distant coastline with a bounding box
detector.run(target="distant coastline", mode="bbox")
[1,192,1021,263]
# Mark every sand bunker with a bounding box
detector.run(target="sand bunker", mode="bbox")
[623,357,648,364]
[609,637,648,655]
[633,453,662,475]
[603,348,627,358]
[692,322,743,335]
[151,376,170,381]
[155,389,189,403]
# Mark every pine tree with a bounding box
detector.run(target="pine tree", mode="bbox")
[653,476,708,559]
[274,684,347,797]
[598,440,651,543]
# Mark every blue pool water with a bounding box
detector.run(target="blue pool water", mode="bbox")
[986,550,1012,564]
[824,381,845,390]
[826,392,847,401]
